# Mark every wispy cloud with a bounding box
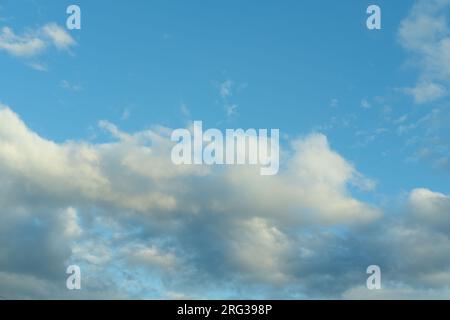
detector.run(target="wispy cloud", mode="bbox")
[360,99,371,109]
[0,23,76,58]
[219,79,233,98]
[41,23,76,50]
[398,0,450,104]
[28,62,48,72]
[330,98,339,108]
[121,108,131,120]
[180,102,190,117]
[402,81,447,104]
[218,79,243,119]
[0,27,46,57]
[225,104,238,117]
[61,80,82,92]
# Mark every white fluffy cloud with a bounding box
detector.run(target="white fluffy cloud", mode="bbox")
[409,188,450,229]
[228,218,292,284]
[1,104,450,299]
[0,105,379,224]
[0,104,384,298]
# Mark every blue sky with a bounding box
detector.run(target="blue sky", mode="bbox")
[1,0,450,299]
[1,0,447,196]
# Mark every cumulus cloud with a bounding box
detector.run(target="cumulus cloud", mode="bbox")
[343,285,450,300]
[0,104,384,298]
[124,245,177,270]
[409,188,450,230]
[341,187,450,299]
[1,104,450,299]
[228,218,292,284]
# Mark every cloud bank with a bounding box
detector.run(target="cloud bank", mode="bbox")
[0,105,449,299]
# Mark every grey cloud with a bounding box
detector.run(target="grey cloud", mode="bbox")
[0,105,449,299]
